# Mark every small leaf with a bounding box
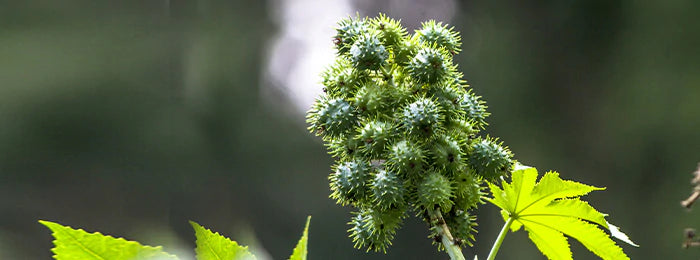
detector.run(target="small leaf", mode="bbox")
[40,220,178,260]
[190,221,256,260]
[289,216,311,260]
[487,166,636,260]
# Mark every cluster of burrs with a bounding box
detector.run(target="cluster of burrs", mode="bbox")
[307,14,514,252]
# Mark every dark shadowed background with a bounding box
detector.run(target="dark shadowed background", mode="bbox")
[1,0,699,259]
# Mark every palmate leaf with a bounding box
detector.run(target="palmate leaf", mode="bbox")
[190,221,256,260]
[39,220,178,260]
[486,165,637,260]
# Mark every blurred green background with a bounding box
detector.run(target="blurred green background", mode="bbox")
[1,0,699,259]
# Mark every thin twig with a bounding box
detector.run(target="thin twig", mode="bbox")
[681,191,700,209]
[681,163,700,209]
[682,164,700,250]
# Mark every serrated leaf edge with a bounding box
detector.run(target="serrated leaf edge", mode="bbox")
[189,221,255,260]
[39,220,177,260]
[289,216,311,260]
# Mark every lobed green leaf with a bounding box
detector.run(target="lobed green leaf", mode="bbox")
[487,165,637,260]
[190,221,255,260]
[40,220,178,260]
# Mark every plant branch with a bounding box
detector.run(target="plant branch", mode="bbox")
[681,191,700,209]
[682,164,700,249]
[681,163,700,209]
[487,217,513,260]
[428,209,466,260]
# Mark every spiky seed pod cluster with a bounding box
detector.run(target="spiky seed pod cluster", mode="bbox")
[307,14,515,253]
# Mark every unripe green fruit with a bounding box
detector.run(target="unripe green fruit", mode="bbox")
[467,138,514,181]
[408,47,450,84]
[357,120,393,156]
[371,170,405,210]
[335,17,370,54]
[432,135,463,174]
[350,34,389,71]
[446,119,478,140]
[401,97,441,136]
[417,172,454,213]
[326,135,361,158]
[387,139,425,176]
[307,97,358,137]
[431,84,465,122]
[453,171,484,210]
[416,20,461,55]
[371,14,407,48]
[349,208,404,253]
[330,159,372,205]
[444,210,477,247]
[459,90,490,129]
[354,81,393,115]
[348,211,373,249]
[393,38,418,66]
[366,206,404,235]
[322,58,369,98]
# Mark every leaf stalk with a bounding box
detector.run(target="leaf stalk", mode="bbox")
[487,217,513,260]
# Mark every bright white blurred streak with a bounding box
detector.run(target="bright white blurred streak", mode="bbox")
[264,0,457,122]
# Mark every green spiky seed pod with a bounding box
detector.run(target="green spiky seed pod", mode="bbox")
[453,171,484,210]
[325,135,361,158]
[394,37,419,66]
[446,118,478,140]
[430,84,465,123]
[417,172,454,213]
[349,208,404,253]
[371,14,407,48]
[416,20,461,55]
[357,120,393,156]
[401,97,441,137]
[354,80,394,115]
[467,138,514,181]
[330,159,372,205]
[432,134,463,174]
[335,16,370,54]
[371,170,406,210]
[387,139,426,176]
[459,90,490,129]
[348,211,373,250]
[321,58,369,98]
[350,34,389,71]
[407,47,451,84]
[307,97,358,137]
[444,210,477,247]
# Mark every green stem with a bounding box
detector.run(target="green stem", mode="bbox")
[487,217,514,260]
[428,209,466,260]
